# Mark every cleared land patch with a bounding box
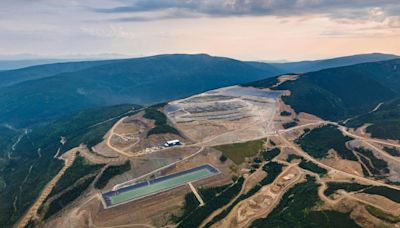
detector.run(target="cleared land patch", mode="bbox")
[166,86,279,146]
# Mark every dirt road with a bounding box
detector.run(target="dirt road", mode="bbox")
[214,164,301,228]
[362,140,400,163]
[331,123,400,149]
[278,134,400,191]
[199,167,261,227]
[105,117,134,157]
[281,120,400,162]
[17,147,80,228]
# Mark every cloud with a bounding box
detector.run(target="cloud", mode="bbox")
[1,0,399,59]
[108,8,203,22]
[93,0,400,20]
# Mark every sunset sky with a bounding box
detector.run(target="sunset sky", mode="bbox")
[1,0,400,61]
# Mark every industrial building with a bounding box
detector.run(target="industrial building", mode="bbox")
[164,139,181,147]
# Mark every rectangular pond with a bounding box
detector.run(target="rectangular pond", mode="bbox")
[102,164,219,208]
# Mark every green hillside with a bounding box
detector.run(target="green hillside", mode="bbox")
[347,98,400,139]
[0,59,118,87]
[250,59,400,121]
[2,53,396,128]
[0,104,140,227]
[0,54,279,128]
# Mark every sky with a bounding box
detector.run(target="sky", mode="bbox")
[1,0,400,61]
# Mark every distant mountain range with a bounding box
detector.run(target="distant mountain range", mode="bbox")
[0,59,75,71]
[0,52,398,128]
[268,53,399,73]
[0,59,120,87]
[0,53,131,71]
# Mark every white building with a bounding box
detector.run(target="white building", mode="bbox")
[164,139,181,147]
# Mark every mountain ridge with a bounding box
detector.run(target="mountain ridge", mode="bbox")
[251,58,400,119]
[0,53,398,128]
[1,53,398,88]
[269,52,399,73]
[0,54,279,127]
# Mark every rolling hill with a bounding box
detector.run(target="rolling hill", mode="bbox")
[0,104,141,227]
[0,54,282,127]
[2,52,395,88]
[0,59,120,87]
[249,58,400,139]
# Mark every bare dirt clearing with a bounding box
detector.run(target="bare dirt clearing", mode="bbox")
[214,164,302,228]
[101,111,187,157]
[166,86,280,146]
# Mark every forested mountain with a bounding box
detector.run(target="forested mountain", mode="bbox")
[249,58,400,139]
[253,58,400,120]
[0,59,119,87]
[1,53,398,129]
[2,53,395,89]
[0,104,141,227]
[0,54,282,127]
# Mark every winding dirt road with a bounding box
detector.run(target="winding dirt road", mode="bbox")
[214,164,301,228]
[105,117,134,157]
[278,134,400,191]
[17,147,80,228]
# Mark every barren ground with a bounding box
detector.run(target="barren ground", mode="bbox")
[37,81,400,227]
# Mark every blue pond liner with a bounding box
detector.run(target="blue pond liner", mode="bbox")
[102,164,219,208]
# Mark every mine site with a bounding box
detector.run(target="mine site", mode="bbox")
[19,76,400,228]
[166,86,280,146]
[5,2,400,227]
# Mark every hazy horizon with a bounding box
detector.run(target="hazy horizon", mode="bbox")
[1,1,400,61]
[0,51,399,64]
